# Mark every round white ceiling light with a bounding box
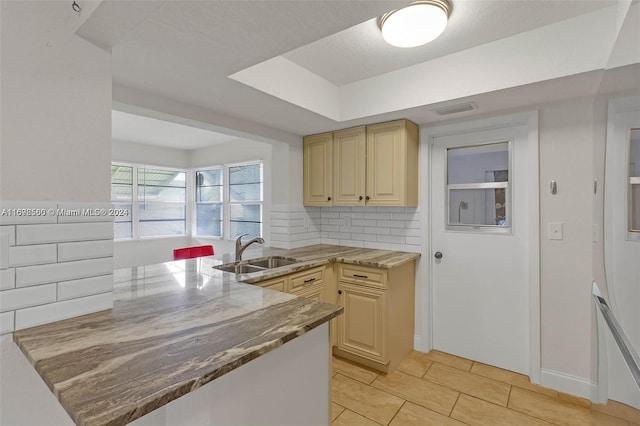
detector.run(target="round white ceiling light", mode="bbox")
[379,0,451,48]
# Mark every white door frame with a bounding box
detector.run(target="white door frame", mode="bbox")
[418,111,540,383]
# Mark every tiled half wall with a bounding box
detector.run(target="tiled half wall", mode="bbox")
[270,205,422,252]
[0,202,114,335]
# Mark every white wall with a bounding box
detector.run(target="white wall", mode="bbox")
[0,1,114,334]
[538,97,598,386]
[112,139,190,169]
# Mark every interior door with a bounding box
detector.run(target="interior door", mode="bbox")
[430,123,533,375]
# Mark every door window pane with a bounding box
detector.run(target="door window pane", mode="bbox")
[447,142,510,230]
[448,142,508,184]
[449,189,508,226]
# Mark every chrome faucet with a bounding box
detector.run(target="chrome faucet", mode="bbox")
[235,234,265,261]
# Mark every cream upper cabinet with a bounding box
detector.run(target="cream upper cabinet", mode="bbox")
[366,120,419,207]
[333,127,366,206]
[303,119,418,207]
[303,132,333,206]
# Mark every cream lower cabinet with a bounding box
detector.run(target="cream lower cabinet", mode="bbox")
[334,261,415,373]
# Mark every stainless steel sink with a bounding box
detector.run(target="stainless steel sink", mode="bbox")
[212,256,300,274]
[213,263,266,274]
[246,256,299,269]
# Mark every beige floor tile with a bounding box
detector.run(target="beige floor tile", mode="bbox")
[424,350,473,371]
[371,370,459,416]
[470,362,559,398]
[424,362,511,407]
[557,391,591,408]
[332,374,404,425]
[508,387,629,426]
[451,394,551,426]
[332,409,382,426]
[389,401,467,426]
[332,356,379,385]
[592,400,640,424]
[331,403,346,421]
[396,350,433,378]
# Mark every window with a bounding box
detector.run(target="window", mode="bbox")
[195,169,223,237]
[138,167,186,237]
[195,163,263,240]
[111,163,186,239]
[229,164,263,239]
[446,142,510,230]
[630,129,640,233]
[111,165,133,239]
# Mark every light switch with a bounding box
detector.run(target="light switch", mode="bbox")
[549,222,563,240]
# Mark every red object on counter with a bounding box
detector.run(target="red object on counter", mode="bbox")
[173,245,214,260]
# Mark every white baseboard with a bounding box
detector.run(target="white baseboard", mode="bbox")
[414,334,430,353]
[540,369,598,400]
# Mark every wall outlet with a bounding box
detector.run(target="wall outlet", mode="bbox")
[549,222,563,240]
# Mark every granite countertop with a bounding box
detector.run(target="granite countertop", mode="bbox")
[12,244,419,426]
[200,244,421,284]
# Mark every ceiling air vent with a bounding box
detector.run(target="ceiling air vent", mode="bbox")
[434,102,477,116]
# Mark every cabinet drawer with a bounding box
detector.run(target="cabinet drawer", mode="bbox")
[256,276,287,292]
[291,282,324,302]
[289,267,325,292]
[338,264,387,289]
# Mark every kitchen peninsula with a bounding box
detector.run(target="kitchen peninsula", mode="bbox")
[12,245,419,425]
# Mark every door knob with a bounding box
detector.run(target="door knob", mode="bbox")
[434,251,443,259]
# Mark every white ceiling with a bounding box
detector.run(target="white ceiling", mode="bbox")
[80,0,638,148]
[112,110,244,150]
[283,0,617,86]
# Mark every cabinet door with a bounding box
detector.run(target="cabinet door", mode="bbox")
[333,127,366,206]
[260,279,286,292]
[337,283,387,364]
[304,133,333,206]
[366,120,418,206]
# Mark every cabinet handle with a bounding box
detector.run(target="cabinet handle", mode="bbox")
[303,278,316,284]
[338,290,342,295]
[353,274,369,279]
[359,196,363,201]
[327,196,332,201]
[365,196,370,201]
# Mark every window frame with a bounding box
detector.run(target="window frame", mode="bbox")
[111,162,188,240]
[628,128,640,236]
[444,140,513,234]
[193,161,264,240]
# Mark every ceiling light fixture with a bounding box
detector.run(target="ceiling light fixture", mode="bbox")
[379,0,451,48]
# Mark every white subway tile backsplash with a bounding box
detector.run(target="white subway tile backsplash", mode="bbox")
[376,220,407,228]
[15,292,113,330]
[0,284,57,312]
[1,269,15,290]
[270,219,291,227]
[323,238,340,245]
[16,258,113,288]
[0,202,58,225]
[328,232,346,239]
[340,226,364,234]
[406,237,423,246]
[391,213,419,220]
[352,219,377,227]
[58,240,114,262]
[56,202,114,223]
[364,242,391,250]
[321,212,340,219]
[0,311,14,334]
[17,222,113,245]
[377,207,407,213]
[364,227,390,235]
[58,275,113,300]
[350,234,377,242]
[8,244,57,267]
[339,240,364,248]
[363,212,391,220]
[406,220,422,229]
[377,235,406,244]
[323,225,340,232]
[1,226,16,246]
[0,234,8,270]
